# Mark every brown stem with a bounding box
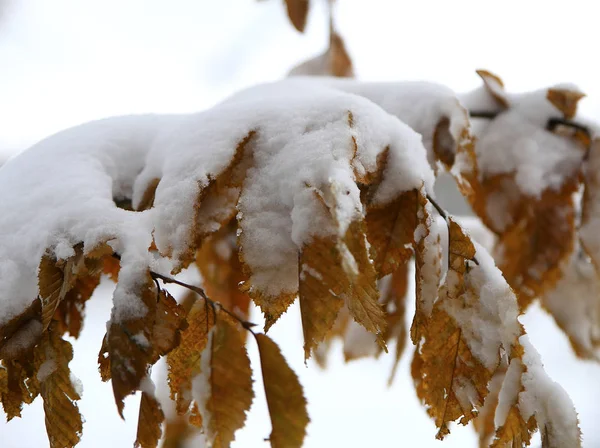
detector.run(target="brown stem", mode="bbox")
[149,270,257,330]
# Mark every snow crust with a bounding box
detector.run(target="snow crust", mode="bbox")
[0,80,436,328]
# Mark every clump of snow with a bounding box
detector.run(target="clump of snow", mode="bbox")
[70,372,84,397]
[292,77,471,170]
[0,80,436,331]
[461,85,586,200]
[518,335,580,447]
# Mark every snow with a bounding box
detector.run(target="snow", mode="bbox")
[36,359,57,382]
[293,77,471,169]
[192,326,215,444]
[443,242,521,370]
[0,79,435,332]
[519,335,580,447]
[461,84,586,204]
[2,1,600,447]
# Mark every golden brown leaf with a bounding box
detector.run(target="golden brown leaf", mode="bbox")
[36,324,83,448]
[135,391,164,448]
[546,88,585,120]
[55,274,100,338]
[366,189,420,278]
[202,312,254,447]
[412,306,492,439]
[162,414,196,448]
[473,368,505,448]
[255,333,309,448]
[167,296,216,414]
[196,225,251,320]
[343,220,386,348]
[380,266,409,385]
[298,231,347,359]
[108,279,186,416]
[412,219,492,439]
[284,0,309,32]
[498,184,577,308]
[476,69,509,108]
[329,31,353,78]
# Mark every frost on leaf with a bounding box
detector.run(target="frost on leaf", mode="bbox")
[255,333,309,448]
[192,310,253,447]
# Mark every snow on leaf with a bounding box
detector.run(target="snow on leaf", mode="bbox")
[546,88,585,120]
[134,390,165,448]
[167,296,216,415]
[541,247,600,359]
[36,324,83,448]
[193,310,253,447]
[107,278,186,416]
[255,333,309,448]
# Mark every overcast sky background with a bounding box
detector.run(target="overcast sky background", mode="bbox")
[1,1,600,447]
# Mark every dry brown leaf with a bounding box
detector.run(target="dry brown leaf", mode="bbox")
[0,357,37,420]
[135,391,165,448]
[55,274,100,339]
[498,184,577,308]
[284,0,309,32]
[0,298,42,360]
[491,409,536,447]
[342,220,386,349]
[412,219,491,439]
[202,311,254,447]
[329,31,353,78]
[255,333,309,448]
[167,296,215,414]
[162,414,196,448]
[108,279,186,416]
[581,139,600,272]
[476,69,509,108]
[196,225,251,320]
[380,266,409,385]
[546,88,585,120]
[36,324,83,448]
[366,189,420,278]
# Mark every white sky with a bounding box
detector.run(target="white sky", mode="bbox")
[1,1,600,447]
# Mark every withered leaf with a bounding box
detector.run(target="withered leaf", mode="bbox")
[366,189,419,278]
[284,0,309,32]
[196,225,251,321]
[134,391,164,448]
[36,324,83,448]
[108,278,186,416]
[342,220,386,349]
[412,219,491,439]
[201,312,254,447]
[255,333,309,448]
[546,88,585,120]
[167,296,215,415]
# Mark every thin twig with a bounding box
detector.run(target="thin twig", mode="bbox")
[425,195,479,266]
[426,194,447,221]
[149,270,257,331]
[468,110,499,120]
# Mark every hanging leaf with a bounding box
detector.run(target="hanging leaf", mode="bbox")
[134,390,165,448]
[284,0,309,32]
[195,311,254,447]
[36,324,83,448]
[255,333,309,448]
[167,296,216,414]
